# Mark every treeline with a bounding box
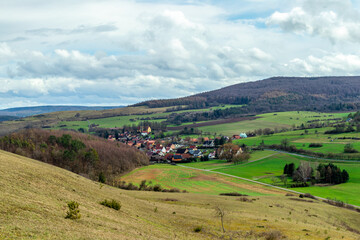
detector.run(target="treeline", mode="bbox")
[283,162,349,186]
[0,129,149,182]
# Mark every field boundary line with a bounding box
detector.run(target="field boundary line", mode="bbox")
[177,164,360,209]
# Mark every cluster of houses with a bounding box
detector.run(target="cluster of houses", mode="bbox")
[107,126,248,163]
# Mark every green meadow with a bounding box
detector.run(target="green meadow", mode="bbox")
[183,151,360,206]
[121,164,282,196]
[123,150,360,206]
[234,127,360,154]
[52,104,244,131]
[199,111,350,136]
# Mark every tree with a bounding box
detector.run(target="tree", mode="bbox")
[232,152,250,165]
[293,162,312,183]
[214,206,226,233]
[281,138,289,148]
[344,144,358,153]
[287,163,295,177]
[341,169,349,183]
[65,201,81,219]
[217,143,240,162]
[283,164,289,175]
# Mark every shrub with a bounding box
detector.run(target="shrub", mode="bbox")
[309,143,323,148]
[193,226,202,232]
[65,201,81,219]
[261,230,284,240]
[153,184,162,192]
[100,199,121,210]
[237,197,253,202]
[220,192,248,196]
[303,193,316,200]
[98,172,106,183]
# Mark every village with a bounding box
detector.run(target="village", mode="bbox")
[106,125,248,164]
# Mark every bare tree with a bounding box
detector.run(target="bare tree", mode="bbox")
[214,206,226,233]
[293,161,312,183]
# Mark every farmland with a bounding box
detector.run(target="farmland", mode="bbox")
[123,150,360,206]
[234,127,360,154]
[51,110,351,137]
[198,111,350,136]
[2,149,360,239]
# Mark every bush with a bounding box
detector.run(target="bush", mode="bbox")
[309,143,323,148]
[98,172,106,183]
[193,226,202,233]
[291,182,309,188]
[303,193,316,199]
[65,201,81,219]
[220,192,248,196]
[153,184,162,192]
[261,230,284,240]
[100,199,121,210]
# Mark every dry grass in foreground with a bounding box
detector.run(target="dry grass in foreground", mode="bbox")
[0,150,359,240]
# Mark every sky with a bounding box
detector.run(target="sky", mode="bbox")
[1,0,360,109]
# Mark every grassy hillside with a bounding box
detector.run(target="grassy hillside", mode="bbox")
[1,150,360,239]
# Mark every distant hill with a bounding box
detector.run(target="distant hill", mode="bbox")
[135,76,360,112]
[0,115,20,122]
[0,105,125,117]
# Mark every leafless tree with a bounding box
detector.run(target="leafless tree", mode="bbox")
[214,206,226,233]
[293,161,312,183]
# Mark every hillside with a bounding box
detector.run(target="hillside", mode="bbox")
[0,105,124,118]
[136,76,360,112]
[0,129,148,182]
[1,150,360,239]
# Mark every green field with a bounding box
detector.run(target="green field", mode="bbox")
[121,164,282,196]
[180,151,360,206]
[198,111,350,136]
[234,127,360,154]
[52,105,244,131]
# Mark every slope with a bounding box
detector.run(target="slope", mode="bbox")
[1,150,360,239]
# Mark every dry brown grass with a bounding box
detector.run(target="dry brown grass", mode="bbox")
[0,150,360,239]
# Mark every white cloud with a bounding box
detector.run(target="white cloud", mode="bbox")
[267,0,360,43]
[0,0,360,108]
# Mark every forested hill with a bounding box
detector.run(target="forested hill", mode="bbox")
[134,76,360,112]
[0,129,148,183]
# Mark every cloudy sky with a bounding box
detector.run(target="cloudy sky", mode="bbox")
[1,0,360,109]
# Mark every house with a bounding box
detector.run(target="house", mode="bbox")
[189,145,197,150]
[208,152,216,159]
[172,155,183,162]
[189,149,202,157]
[138,126,152,134]
[240,133,247,138]
[232,135,241,140]
[176,148,188,154]
[203,140,215,148]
